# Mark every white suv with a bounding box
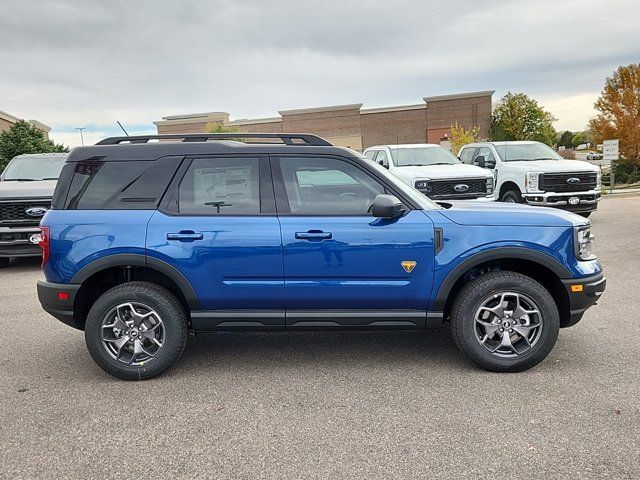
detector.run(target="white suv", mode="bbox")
[362,144,494,202]
[458,141,601,217]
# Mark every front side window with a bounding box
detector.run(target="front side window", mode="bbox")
[175,157,261,215]
[475,147,496,164]
[389,146,461,167]
[376,150,390,166]
[278,156,385,215]
[363,150,377,160]
[459,148,476,165]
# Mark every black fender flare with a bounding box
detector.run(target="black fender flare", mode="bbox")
[431,247,571,312]
[70,253,201,310]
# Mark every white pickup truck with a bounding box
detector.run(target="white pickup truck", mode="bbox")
[362,144,494,202]
[458,141,601,217]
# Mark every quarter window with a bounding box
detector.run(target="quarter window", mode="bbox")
[175,157,261,215]
[277,157,385,215]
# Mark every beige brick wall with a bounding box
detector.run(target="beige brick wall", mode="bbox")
[425,94,492,143]
[361,108,427,148]
[0,117,12,133]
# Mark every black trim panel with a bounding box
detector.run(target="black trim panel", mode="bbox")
[287,310,426,329]
[70,253,201,310]
[37,281,82,330]
[191,310,285,331]
[432,247,573,312]
[561,272,606,327]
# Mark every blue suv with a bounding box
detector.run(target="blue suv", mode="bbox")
[36,133,606,380]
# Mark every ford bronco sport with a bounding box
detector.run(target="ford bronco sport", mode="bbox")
[0,152,68,267]
[37,133,606,380]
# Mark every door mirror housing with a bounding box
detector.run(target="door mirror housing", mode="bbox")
[371,194,404,218]
[378,159,389,169]
[474,155,486,168]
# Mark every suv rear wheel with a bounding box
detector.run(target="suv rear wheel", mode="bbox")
[450,271,559,372]
[84,281,188,380]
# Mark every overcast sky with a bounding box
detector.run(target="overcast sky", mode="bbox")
[1,0,638,147]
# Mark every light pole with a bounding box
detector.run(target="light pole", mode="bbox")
[75,127,86,146]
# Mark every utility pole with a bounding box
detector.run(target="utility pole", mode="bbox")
[75,127,86,146]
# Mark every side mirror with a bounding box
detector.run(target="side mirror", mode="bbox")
[371,194,404,218]
[474,155,486,168]
[378,159,389,169]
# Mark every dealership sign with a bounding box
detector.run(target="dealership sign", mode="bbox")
[603,139,619,161]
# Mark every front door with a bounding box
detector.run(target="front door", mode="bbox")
[272,155,435,328]
[146,155,284,329]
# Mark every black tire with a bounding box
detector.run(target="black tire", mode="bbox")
[0,258,9,268]
[501,189,523,203]
[450,271,559,372]
[577,211,592,218]
[84,281,188,380]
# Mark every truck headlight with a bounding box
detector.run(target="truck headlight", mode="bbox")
[596,170,602,190]
[525,172,543,192]
[486,177,494,194]
[414,180,430,191]
[575,225,596,261]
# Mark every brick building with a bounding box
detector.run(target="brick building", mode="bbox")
[154,90,493,151]
[0,109,50,139]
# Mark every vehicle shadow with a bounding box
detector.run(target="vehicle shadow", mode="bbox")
[1,256,41,272]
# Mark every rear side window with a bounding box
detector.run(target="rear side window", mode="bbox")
[65,157,180,210]
[173,157,261,215]
[363,150,377,160]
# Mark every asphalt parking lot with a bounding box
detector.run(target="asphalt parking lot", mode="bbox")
[1,196,639,480]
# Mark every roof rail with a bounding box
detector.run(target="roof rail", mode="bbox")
[95,133,333,146]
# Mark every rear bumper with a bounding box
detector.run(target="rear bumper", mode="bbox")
[37,280,83,330]
[561,272,606,327]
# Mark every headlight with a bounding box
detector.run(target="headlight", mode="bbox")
[575,225,596,261]
[486,177,494,194]
[596,170,602,189]
[525,172,543,192]
[414,180,430,191]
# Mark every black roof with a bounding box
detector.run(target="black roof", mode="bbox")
[66,133,354,162]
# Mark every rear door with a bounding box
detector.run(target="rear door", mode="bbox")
[146,155,285,329]
[272,154,435,329]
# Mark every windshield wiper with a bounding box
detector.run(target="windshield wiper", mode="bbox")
[532,158,559,161]
[3,178,36,181]
[42,177,59,180]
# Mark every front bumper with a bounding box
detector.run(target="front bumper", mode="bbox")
[561,272,606,327]
[522,190,601,212]
[0,226,41,257]
[37,280,82,330]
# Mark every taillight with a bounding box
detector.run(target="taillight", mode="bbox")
[39,226,50,267]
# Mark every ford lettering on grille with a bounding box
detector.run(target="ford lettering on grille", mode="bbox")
[453,184,469,192]
[566,177,581,184]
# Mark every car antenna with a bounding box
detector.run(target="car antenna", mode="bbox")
[116,120,130,136]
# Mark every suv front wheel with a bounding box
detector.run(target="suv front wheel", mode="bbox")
[84,281,188,380]
[450,271,559,372]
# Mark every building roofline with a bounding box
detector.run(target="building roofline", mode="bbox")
[423,90,495,103]
[161,111,230,121]
[361,103,426,115]
[278,103,363,116]
[228,117,282,126]
[0,109,20,123]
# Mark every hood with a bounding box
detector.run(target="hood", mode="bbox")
[395,163,492,180]
[437,200,588,227]
[0,180,57,200]
[504,159,598,173]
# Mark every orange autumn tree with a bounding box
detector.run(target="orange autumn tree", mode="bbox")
[589,64,640,172]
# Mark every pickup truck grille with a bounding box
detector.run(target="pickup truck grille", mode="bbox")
[416,178,488,199]
[0,201,51,225]
[540,172,597,192]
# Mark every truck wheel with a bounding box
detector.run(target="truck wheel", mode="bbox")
[84,281,188,380]
[0,258,9,268]
[450,271,559,372]
[501,190,523,203]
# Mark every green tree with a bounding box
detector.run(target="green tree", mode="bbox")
[558,130,574,149]
[449,122,480,154]
[205,122,240,133]
[0,120,68,170]
[571,131,587,148]
[589,63,640,172]
[491,92,557,146]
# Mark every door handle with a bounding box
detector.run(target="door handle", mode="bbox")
[295,230,332,241]
[166,230,204,242]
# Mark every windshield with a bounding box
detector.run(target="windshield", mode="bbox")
[390,146,461,167]
[2,155,67,181]
[495,143,563,162]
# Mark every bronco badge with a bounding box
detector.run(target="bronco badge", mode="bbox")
[401,261,417,273]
